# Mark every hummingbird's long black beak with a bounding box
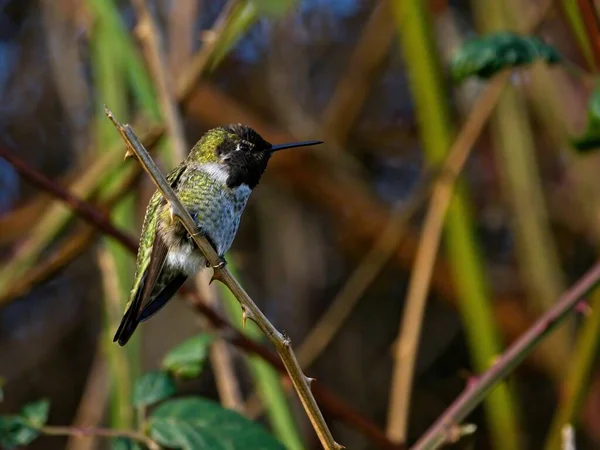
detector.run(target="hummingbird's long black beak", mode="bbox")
[270,140,323,152]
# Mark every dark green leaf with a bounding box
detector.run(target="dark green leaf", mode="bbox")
[148,397,285,450]
[572,87,600,152]
[162,334,213,379]
[451,32,561,81]
[0,416,39,449]
[0,399,50,448]
[113,436,144,450]
[133,371,177,408]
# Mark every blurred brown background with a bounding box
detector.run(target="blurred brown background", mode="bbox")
[1,0,600,449]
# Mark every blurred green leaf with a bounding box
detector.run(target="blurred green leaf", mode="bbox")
[451,32,561,81]
[208,2,259,71]
[149,397,285,450]
[0,416,39,449]
[21,399,50,428]
[113,436,144,450]
[572,87,600,152]
[251,0,296,16]
[132,372,176,408]
[0,399,50,449]
[162,334,213,379]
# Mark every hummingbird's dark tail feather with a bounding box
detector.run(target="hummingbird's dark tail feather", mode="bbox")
[113,300,141,346]
[113,273,188,346]
[139,274,187,322]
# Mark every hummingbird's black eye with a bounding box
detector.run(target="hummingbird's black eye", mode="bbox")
[238,142,252,152]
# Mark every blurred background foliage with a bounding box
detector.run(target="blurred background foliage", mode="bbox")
[1,0,600,449]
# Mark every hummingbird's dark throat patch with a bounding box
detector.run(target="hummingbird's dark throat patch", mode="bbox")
[216,124,273,189]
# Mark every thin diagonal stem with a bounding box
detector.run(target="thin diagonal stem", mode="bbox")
[131,0,187,160]
[0,140,405,450]
[387,73,509,441]
[104,107,343,450]
[412,263,600,449]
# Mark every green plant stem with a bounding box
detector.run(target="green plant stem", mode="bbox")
[560,0,596,69]
[91,0,177,168]
[472,0,571,384]
[219,269,305,450]
[545,290,600,450]
[390,1,520,448]
[90,0,138,429]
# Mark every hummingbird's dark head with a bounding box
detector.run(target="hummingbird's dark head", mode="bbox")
[212,124,322,189]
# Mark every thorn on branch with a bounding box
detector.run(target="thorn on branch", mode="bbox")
[212,255,227,270]
[104,105,343,450]
[241,305,255,328]
[466,376,479,390]
[444,423,477,444]
[575,300,591,316]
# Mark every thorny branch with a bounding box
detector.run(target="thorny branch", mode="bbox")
[104,107,344,450]
[0,144,402,450]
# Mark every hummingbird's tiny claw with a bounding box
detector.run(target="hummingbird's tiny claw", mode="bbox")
[242,308,248,328]
[212,256,227,270]
[169,206,176,224]
[124,149,135,160]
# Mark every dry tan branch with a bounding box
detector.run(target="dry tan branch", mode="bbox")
[104,107,344,450]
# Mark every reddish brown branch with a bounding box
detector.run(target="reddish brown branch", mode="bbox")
[0,147,137,252]
[412,261,600,449]
[1,146,401,450]
[576,0,600,67]
[189,295,405,450]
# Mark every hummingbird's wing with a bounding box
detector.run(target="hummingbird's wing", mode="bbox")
[113,163,188,346]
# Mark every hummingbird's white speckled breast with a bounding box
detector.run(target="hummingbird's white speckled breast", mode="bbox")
[159,164,252,276]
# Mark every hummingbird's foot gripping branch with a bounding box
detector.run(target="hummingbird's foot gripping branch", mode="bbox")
[104,106,344,450]
[213,255,228,270]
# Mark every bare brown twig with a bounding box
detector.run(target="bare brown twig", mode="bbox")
[131,0,188,160]
[166,0,199,78]
[0,165,142,303]
[65,348,109,450]
[0,135,404,450]
[412,258,600,449]
[386,73,510,442]
[322,1,395,144]
[0,148,138,254]
[193,272,244,412]
[104,107,344,450]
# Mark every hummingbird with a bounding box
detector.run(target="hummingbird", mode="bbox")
[113,124,322,346]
